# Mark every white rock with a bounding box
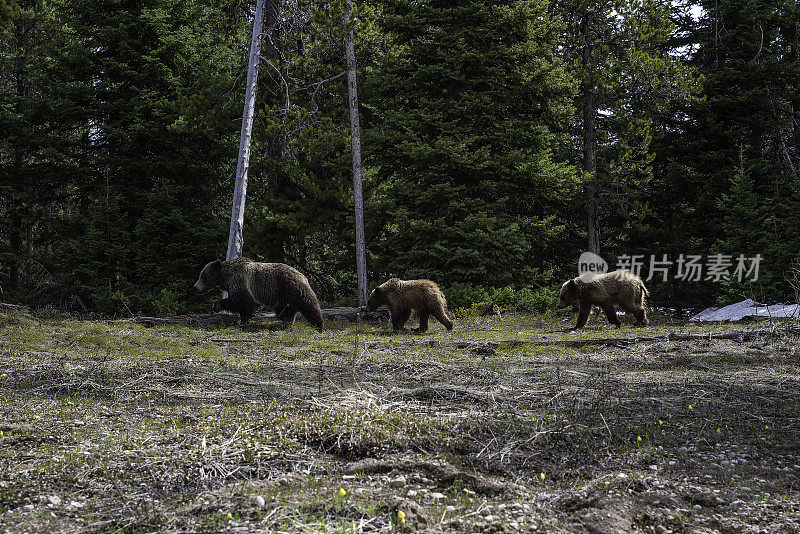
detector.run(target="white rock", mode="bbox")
[47,495,61,506]
[253,495,265,508]
[430,492,445,500]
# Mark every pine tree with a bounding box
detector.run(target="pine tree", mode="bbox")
[47,0,244,313]
[0,0,91,298]
[646,0,800,304]
[556,0,702,255]
[367,0,578,289]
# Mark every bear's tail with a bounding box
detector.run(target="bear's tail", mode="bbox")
[639,282,650,305]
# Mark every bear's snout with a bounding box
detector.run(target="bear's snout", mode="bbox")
[193,281,203,292]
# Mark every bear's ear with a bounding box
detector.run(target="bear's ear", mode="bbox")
[372,286,382,295]
[567,279,576,289]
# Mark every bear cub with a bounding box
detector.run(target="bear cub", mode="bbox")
[366,278,453,333]
[194,257,324,331]
[558,270,649,330]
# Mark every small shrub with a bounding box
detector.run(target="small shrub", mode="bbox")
[452,301,500,319]
[444,283,491,310]
[152,288,181,316]
[445,284,559,315]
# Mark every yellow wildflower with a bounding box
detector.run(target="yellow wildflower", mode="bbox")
[539,472,546,480]
[397,510,406,525]
[637,435,642,443]
[338,487,347,497]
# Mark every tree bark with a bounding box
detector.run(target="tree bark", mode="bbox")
[581,12,600,255]
[345,0,369,306]
[225,0,267,264]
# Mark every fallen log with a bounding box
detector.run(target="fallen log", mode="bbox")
[0,302,31,313]
[132,306,389,327]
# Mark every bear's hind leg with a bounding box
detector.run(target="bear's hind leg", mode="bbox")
[414,311,430,332]
[432,307,453,330]
[634,307,649,326]
[620,304,649,326]
[601,304,621,327]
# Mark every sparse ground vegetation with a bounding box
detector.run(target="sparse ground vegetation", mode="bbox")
[1,309,799,532]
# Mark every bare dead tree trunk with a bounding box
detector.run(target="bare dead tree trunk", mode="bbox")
[225,0,267,265]
[581,12,600,255]
[345,0,368,306]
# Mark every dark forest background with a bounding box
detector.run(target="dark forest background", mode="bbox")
[1,0,798,315]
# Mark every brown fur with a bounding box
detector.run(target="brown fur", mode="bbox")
[558,270,649,329]
[193,257,323,331]
[365,278,453,332]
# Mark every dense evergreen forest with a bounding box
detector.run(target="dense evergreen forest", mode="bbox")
[1,0,798,315]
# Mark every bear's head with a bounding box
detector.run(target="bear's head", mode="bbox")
[194,260,222,292]
[558,279,578,309]
[365,286,385,312]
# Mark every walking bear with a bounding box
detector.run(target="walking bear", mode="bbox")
[366,278,453,332]
[558,270,649,329]
[193,257,324,331]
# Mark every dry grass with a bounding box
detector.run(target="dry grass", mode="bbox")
[1,309,799,533]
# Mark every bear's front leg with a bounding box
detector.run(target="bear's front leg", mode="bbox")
[213,298,231,313]
[276,304,297,324]
[574,300,593,329]
[391,307,411,332]
[215,297,255,326]
[237,300,256,325]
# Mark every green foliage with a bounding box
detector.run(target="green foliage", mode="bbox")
[446,284,558,314]
[367,0,579,289]
[1,0,243,314]
[1,0,797,313]
[639,0,800,306]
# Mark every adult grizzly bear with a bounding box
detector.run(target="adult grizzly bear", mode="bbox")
[366,278,453,332]
[193,257,324,331]
[558,270,649,329]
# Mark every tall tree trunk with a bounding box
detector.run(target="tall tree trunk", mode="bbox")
[345,0,368,306]
[581,12,600,255]
[225,0,267,264]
